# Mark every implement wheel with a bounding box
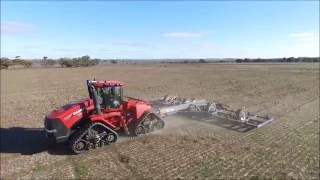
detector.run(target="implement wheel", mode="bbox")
[236,107,247,122]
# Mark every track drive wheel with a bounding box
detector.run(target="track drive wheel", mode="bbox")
[69,128,89,154]
[134,125,146,136]
[130,112,165,136]
[69,123,118,154]
[154,117,165,130]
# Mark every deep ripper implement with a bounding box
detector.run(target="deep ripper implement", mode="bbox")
[44,80,273,154]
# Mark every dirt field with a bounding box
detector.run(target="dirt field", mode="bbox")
[1,63,319,179]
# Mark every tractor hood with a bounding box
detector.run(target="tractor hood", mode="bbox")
[125,96,152,119]
[125,96,150,104]
[45,98,94,128]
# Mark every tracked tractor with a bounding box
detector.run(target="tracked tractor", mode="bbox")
[45,80,273,154]
[44,80,164,154]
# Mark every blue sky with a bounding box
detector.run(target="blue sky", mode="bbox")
[1,1,319,59]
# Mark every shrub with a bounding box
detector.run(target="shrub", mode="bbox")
[59,58,73,67]
[111,60,118,64]
[10,59,33,68]
[90,59,100,66]
[23,61,32,68]
[198,59,207,63]
[235,59,242,63]
[1,58,11,69]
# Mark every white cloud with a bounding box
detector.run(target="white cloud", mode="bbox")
[1,21,37,35]
[290,31,319,42]
[288,31,319,57]
[163,32,203,38]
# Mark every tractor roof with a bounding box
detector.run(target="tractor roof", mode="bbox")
[89,80,124,87]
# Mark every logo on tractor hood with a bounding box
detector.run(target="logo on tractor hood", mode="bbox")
[63,108,83,121]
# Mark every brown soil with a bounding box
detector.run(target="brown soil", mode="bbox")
[1,63,319,179]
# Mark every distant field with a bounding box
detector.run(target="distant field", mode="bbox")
[1,63,319,179]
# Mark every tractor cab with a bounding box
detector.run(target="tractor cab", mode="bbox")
[87,80,124,113]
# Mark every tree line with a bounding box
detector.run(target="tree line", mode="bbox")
[1,56,319,69]
[234,57,319,63]
[1,56,32,69]
[57,56,100,67]
[1,55,101,69]
[162,57,319,64]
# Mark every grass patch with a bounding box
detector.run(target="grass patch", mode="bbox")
[72,161,89,179]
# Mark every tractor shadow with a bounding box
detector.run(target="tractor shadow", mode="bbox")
[0,127,72,155]
[0,113,254,155]
[176,111,256,133]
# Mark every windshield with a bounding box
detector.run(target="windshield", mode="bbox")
[96,86,122,109]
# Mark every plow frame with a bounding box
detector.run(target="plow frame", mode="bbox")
[154,95,274,128]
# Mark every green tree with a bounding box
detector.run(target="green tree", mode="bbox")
[79,55,91,66]
[59,58,73,67]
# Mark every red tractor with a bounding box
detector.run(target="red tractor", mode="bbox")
[44,80,165,153]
